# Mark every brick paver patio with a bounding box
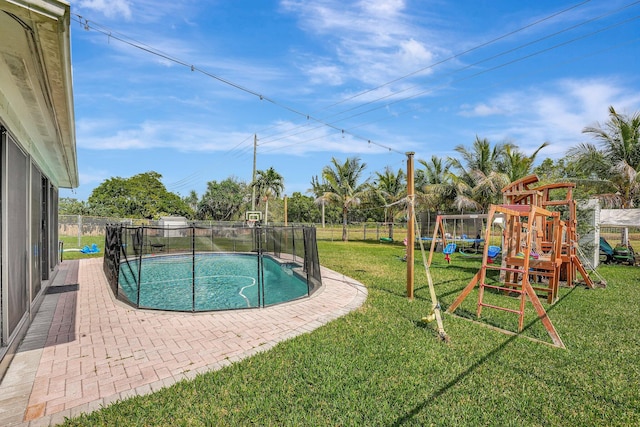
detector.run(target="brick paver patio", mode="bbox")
[0,258,367,426]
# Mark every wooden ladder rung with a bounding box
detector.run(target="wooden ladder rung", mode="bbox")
[485,265,526,274]
[482,283,524,294]
[478,302,522,315]
[503,281,523,288]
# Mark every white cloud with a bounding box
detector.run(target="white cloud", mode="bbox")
[75,117,393,156]
[76,0,132,20]
[302,62,345,86]
[78,167,110,186]
[281,0,439,87]
[358,0,405,17]
[399,39,434,68]
[459,103,506,117]
[458,92,522,117]
[457,77,640,157]
[75,0,198,23]
[256,120,394,156]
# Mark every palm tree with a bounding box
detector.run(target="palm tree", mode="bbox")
[373,166,406,239]
[321,157,369,241]
[417,155,457,213]
[308,175,330,227]
[184,190,199,218]
[449,136,511,211]
[252,167,284,224]
[568,106,640,208]
[499,142,549,183]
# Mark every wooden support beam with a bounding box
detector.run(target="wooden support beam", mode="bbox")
[523,281,566,349]
[406,152,415,299]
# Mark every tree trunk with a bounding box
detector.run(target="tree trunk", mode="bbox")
[621,227,629,246]
[342,206,348,241]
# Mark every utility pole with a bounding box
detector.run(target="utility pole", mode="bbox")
[406,152,415,299]
[251,134,257,211]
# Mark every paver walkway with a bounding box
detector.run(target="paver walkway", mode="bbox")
[0,258,367,426]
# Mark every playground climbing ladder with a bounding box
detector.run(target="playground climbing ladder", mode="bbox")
[447,204,566,349]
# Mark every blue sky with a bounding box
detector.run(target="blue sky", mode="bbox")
[62,0,640,201]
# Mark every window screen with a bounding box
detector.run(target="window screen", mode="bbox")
[6,133,28,336]
[31,164,42,299]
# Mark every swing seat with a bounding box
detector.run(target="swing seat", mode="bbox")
[486,245,501,263]
[443,243,457,254]
[443,243,457,263]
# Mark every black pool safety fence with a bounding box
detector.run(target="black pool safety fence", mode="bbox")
[103,224,322,312]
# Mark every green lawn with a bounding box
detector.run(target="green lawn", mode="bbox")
[60,240,640,426]
[59,235,105,260]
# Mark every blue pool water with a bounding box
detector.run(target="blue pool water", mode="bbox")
[118,253,309,311]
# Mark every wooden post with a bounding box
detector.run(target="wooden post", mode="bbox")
[406,152,415,299]
[284,195,288,226]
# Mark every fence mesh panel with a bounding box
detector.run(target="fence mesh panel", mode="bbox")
[102,224,322,311]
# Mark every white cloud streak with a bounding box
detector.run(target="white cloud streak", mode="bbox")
[457,77,640,156]
[76,0,132,20]
[280,0,438,87]
[75,116,400,157]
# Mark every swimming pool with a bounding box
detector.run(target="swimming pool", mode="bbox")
[118,253,309,311]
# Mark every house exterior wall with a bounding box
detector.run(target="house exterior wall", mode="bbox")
[0,0,77,380]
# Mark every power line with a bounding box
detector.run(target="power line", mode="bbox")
[334,35,640,145]
[304,0,595,115]
[259,7,640,154]
[70,0,599,157]
[229,7,640,163]
[69,2,639,187]
[257,0,599,148]
[71,13,402,154]
[256,1,640,150]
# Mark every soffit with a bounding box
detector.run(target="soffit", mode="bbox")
[0,0,77,188]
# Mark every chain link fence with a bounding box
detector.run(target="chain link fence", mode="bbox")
[59,215,416,243]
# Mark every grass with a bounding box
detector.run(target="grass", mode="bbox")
[59,240,640,426]
[59,235,105,260]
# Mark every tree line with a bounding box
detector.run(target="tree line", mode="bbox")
[60,106,640,240]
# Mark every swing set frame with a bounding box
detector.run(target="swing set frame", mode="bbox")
[425,213,499,266]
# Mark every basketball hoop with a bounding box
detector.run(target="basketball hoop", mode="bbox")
[245,210,262,227]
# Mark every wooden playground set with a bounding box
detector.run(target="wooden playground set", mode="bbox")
[419,175,597,348]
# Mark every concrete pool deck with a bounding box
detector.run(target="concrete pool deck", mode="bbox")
[0,258,367,426]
